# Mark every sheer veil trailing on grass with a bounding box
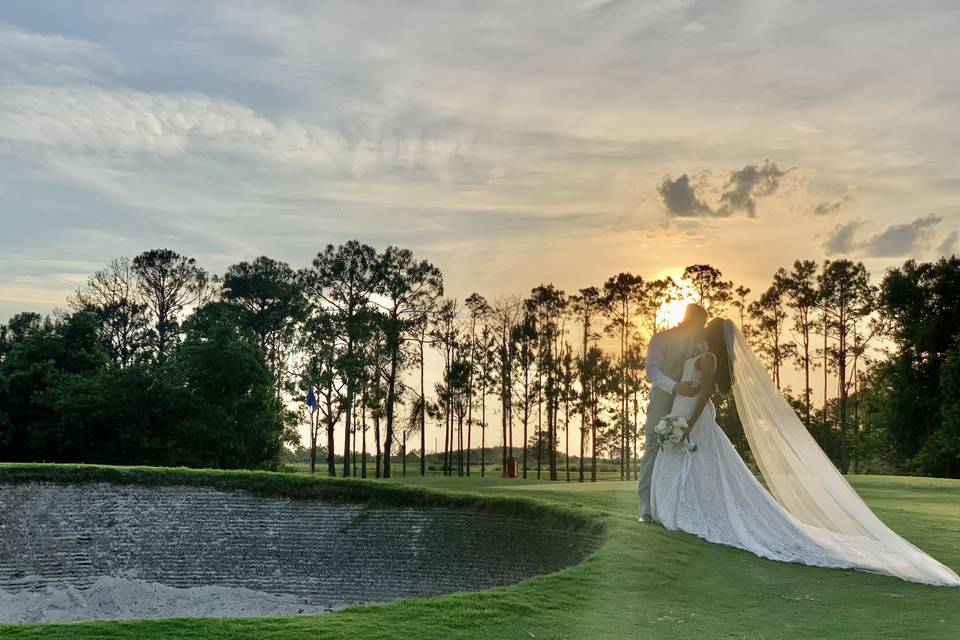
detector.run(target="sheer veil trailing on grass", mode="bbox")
[723,320,960,586]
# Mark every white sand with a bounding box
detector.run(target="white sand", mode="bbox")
[0,576,343,623]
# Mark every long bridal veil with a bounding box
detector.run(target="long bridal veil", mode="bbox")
[723,320,960,586]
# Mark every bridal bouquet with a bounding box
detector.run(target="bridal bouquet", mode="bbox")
[654,415,696,451]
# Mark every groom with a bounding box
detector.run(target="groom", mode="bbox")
[637,303,707,522]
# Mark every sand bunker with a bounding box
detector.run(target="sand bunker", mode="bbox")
[0,481,595,622]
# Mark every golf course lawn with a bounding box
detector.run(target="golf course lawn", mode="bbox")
[2,467,958,639]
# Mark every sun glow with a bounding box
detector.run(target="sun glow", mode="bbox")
[657,298,695,329]
[652,273,698,330]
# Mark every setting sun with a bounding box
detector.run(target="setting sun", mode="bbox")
[657,297,696,329]
[649,272,697,330]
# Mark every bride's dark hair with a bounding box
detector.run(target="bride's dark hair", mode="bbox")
[705,318,732,394]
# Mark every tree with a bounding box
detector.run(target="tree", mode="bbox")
[299,309,344,475]
[578,345,612,482]
[512,312,539,479]
[624,341,646,480]
[431,299,461,475]
[0,306,289,470]
[222,256,304,401]
[775,260,820,428]
[683,264,733,317]
[409,295,439,476]
[1,312,43,358]
[748,284,795,389]
[301,241,378,477]
[132,248,208,361]
[69,258,149,367]
[491,296,521,475]
[174,305,291,469]
[819,259,874,473]
[872,257,960,475]
[357,309,390,478]
[570,286,606,482]
[603,273,643,480]
[526,284,567,480]
[558,343,577,481]
[731,285,752,331]
[638,278,673,336]
[374,246,443,478]
[917,337,960,477]
[464,293,491,476]
[475,321,497,477]
[0,313,107,461]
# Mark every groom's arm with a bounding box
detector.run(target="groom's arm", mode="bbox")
[645,333,679,394]
[646,333,699,397]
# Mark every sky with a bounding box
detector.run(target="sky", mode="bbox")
[1,1,958,453]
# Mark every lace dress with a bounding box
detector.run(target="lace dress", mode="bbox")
[650,354,865,571]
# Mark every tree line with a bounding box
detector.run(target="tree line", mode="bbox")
[1,243,958,478]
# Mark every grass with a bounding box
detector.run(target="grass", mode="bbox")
[1,465,959,639]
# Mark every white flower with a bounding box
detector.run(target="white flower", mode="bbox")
[655,414,690,449]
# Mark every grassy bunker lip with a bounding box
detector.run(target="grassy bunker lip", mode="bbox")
[0,463,607,536]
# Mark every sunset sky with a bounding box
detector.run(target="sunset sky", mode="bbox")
[2,2,958,450]
[3,1,958,321]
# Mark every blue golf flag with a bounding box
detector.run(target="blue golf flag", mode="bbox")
[306,385,318,413]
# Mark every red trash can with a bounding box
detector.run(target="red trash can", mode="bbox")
[505,456,519,478]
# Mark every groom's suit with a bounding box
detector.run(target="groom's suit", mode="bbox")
[637,328,695,519]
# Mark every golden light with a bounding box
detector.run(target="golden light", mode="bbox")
[651,273,698,330]
[657,298,694,329]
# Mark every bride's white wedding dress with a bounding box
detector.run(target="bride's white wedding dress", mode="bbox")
[649,323,960,586]
[651,353,852,569]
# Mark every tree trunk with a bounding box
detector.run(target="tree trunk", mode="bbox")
[579,425,585,483]
[361,400,368,479]
[466,318,475,477]
[458,413,464,476]
[822,309,829,411]
[420,339,426,476]
[591,401,597,483]
[383,345,399,478]
[564,394,570,482]
[481,390,487,477]
[374,412,382,479]
[838,308,849,474]
[537,365,542,480]
[620,308,628,480]
[501,338,511,477]
[446,408,450,476]
[803,311,812,429]
[580,314,589,484]
[326,386,337,477]
[343,336,354,478]
[309,411,317,474]
[522,401,529,480]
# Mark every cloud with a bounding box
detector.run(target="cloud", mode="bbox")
[812,185,857,216]
[824,220,863,255]
[0,24,120,84]
[659,160,792,217]
[0,84,278,155]
[863,213,941,257]
[937,230,958,257]
[717,160,792,217]
[657,174,712,217]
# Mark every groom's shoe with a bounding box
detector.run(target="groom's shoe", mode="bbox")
[638,514,653,524]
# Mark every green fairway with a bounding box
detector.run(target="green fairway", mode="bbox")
[1,467,958,639]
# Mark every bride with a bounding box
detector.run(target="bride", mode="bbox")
[649,317,960,587]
